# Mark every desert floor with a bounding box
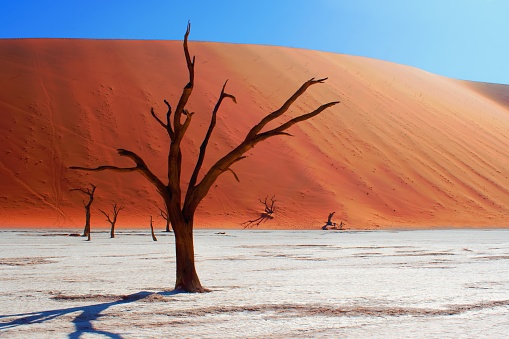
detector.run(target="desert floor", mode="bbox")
[1,229,508,338]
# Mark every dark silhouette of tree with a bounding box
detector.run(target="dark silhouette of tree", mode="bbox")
[149,216,158,242]
[99,203,125,238]
[159,205,172,232]
[70,23,339,292]
[242,195,277,228]
[322,212,344,230]
[70,184,96,241]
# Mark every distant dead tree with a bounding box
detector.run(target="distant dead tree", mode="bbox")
[338,221,344,230]
[322,211,336,230]
[242,195,277,228]
[150,216,158,241]
[159,205,172,232]
[70,184,96,241]
[99,203,125,238]
[70,23,339,292]
[322,212,344,230]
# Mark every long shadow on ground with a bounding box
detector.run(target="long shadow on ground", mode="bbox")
[0,290,183,338]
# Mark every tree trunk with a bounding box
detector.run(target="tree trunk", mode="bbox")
[150,216,158,242]
[173,223,207,292]
[110,224,115,238]
[83,207,91,238]
[150,226,157,242]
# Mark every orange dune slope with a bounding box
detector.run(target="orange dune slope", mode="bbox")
[1,38,509,229]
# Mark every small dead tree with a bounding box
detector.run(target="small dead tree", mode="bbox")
[322,212,344,230]
[150,216,158,241]
[322,211,336,230]
[70,23,339,292]
[70,184,96,241]
[242,195,277,228]
[99,203,125,238]
[159,205,172,232]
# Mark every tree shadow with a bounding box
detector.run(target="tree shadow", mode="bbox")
[0,290,183,338]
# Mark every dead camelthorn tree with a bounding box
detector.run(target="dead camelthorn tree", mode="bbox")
[322,211,336,230]
[99,203,125,238]
[242,195,277,228]
[159,205,172,232]
[150,216,158,241]
[70,23,339,292]
[70,184,96,241]
[322,212,344,230]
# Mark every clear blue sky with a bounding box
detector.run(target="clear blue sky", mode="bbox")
[1,0,508,84]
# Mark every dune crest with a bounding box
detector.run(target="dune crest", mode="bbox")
[1,38,508,229]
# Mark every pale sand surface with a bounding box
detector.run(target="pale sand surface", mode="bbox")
[1,229,508,338]
[1,39,509,229]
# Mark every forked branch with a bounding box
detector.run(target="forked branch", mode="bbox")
[187,80,237,191]
[70,149,166,196]
[184,78,339,216]
[244,77,329,141]
[99,203,125,225]
[70,184,96,208]
[70,184,96,196]
[255,101,340,141]
[99,203,125,238]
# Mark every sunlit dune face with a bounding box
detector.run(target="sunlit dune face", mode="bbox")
[1,39,509,229]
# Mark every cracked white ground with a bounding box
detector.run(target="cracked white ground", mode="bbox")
[1,229,508,338]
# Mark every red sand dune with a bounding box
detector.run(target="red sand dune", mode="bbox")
[1,38,509,229]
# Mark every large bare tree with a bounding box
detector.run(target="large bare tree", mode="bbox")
[70,23,339,292]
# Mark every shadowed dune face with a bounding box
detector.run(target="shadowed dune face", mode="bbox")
[1,38,509,229]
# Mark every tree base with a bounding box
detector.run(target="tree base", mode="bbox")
[173,284,210,293]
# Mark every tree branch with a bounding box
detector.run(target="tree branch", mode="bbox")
[70,187,91,195]
[227,168,240,182]
[99,209,113,224]
[115,204,125,214]
[179,110,194,139]
[70,149,167,197]
[70,184,96,196]
[244,77,328,141]
[187,80,237,192]
[100,203,124,225]
[150,107,167,129]
[166,23,196,205]
[159,206,168,219]
[183,78,337,217]
[70,184,96,209]
[183,21,194,85]
[256,101,340,141]
[164,100,173,134]
[151,103,175,140]
[70,165,138,173]
[174,22,195,132]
